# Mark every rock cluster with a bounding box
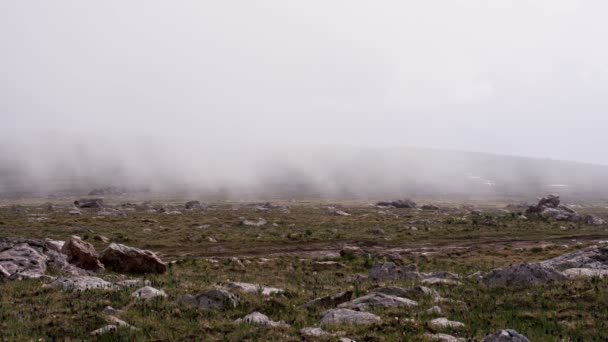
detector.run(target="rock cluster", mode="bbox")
[376,199,417,208]
[526,195,605,225]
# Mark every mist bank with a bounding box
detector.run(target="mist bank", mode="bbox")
[1,135,607,199]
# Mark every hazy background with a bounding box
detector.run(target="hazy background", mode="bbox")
[1,1,607,197]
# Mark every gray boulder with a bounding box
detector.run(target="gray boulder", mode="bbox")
[235,312,289,328]
[50,276,113,291]
[179,289,239,309]
[338,292,418,311]
[428,317,465,330]
[0,243,48,279]
[116,279,151,288]
[481,263,566,286]
[75,198,103,209]
[541,245,608,271]
[583,215,606,226]
[321,308,381,325]
[225,282,283,296]
[376,199,417,208]
[185,200,205,210]
[131,286,167,300]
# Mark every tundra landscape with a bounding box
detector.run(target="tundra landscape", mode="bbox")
[2,187,608,341]
[3,1,608,341]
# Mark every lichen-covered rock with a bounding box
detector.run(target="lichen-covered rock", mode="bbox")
[338,293,418,311]
[75,198,103,209]
[428,317,465,330]
[116,279,151,288]
[131,286,167,300]
[101,243,166,274]
[179,289,239,309]
[562,268,608,278]
[480,263,566,286]
[541,245,608,271]
[50,276,113,291]
[225,282,283,296]
[234,312,289,328]
[376,199,417,208]
[0,243,48,279]
[321,308,381,325]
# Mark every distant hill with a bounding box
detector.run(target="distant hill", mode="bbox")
[0,143,607,199]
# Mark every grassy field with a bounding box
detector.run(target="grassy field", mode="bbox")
[1,197,608,341]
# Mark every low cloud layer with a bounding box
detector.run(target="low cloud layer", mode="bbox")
[1,1,607,196]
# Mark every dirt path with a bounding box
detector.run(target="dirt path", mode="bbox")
[160,233,608,259]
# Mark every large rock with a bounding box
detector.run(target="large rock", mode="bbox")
[526,195,604,225]
[61,236,104,271]
[540,207,577,221]
[562,268,608,278]
[234,312,288,328]
[0,243,48,279]
[481,263,566,286]
[482,329,529,342]
[338,293,417,311]
[321,308,381,325]
[116,279,151,288]
[0,237,89,278]
[74,198,104,209]
[225,282,283,296]
[421,204,440,210]
[131,286,167,300]
[304,291,353,309]
[179,289,239,309]
[376,199,417,208]
[185,200,204,210]
[44,249,89,276]
[50,276,113,291]
[369,262,420,281]
[428,318,465,330]
[0,264,11,277]
[541,245,608,271]
[584,215,606,226]
[101,243,167,274]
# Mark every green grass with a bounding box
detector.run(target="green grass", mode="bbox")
[1,199,608,340]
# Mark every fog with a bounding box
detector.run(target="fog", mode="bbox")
[1,1,608,197]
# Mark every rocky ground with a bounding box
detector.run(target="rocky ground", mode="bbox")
[1,195,608,340]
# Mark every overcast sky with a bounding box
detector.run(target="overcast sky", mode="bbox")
[1,1,608,165]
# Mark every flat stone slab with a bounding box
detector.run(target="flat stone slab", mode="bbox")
[225,282,283,296]
[49,276,114,291]
[321,308,381,325]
